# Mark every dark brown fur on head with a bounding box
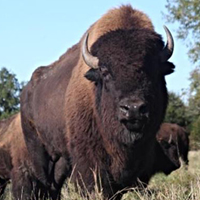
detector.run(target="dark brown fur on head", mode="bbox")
[85,28,174,145]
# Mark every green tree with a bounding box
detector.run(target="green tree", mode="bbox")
[164,91,189,127]
[0,67,22,119]
[186,68,200,149]
[190,116,200,150]
[187,68,200,120]
[164,0,200,149]
[164,0,200,64]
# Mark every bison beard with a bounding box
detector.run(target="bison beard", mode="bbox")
[20,5,176,200]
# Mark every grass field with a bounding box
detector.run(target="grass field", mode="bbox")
[3,151,200,200]
[121,150,200,200]
[61,150,200,200]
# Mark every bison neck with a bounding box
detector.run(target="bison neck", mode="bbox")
[92,114,156,188]
[68,112,156,194]
[106,135,156,187]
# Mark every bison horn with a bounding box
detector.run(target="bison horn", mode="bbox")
[160,26,174,62]
[168,134,172,144]
[82,33,99,69]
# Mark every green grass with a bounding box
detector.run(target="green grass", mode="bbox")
[122,150,200,200]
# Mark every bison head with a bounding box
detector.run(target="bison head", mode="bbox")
[82,27,175,145]
[157,133,180,173]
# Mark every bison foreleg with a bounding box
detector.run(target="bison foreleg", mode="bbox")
[48,157,71,200]
[21,117,50,187]
[11,167,35,200]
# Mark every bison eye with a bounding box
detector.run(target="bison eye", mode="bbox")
[100,66,110,81]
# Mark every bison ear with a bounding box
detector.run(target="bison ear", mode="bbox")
[84,68,100,82]
[162,62,175,76]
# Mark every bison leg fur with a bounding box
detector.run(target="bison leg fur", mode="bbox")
[49,157,71,200]
[11,166,37,200]
[21,117,50,187]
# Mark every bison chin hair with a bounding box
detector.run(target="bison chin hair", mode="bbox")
[116,128,144,146]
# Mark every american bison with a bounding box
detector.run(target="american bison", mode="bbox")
[136,123,182,186]
[0,113,41,200]
[0,113,68,200]
[0,114,27,199]
[139,139,180,186]
[157,123,189,166]
[0,114,17,198]
[20,5,176,199]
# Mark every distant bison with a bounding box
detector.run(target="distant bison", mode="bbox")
[157,123,189,166]
[0,114,68,200]
[20,5,176,199]
[138,123,182,186]
[0,114,29,199]
[0,115,13,198]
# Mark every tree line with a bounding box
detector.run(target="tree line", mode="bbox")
[0,67,24,119]
[164,0,200,149]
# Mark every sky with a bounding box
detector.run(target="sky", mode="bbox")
[0,0,194,95]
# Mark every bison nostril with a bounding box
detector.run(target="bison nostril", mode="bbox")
[139,104,148,115]
[120,105,130,113]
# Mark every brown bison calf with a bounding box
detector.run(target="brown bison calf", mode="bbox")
[157,123,189,166]
[0,113,69,200]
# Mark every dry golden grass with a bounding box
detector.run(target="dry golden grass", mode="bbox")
[62,150,200,200]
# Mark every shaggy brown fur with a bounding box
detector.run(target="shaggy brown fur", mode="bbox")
[87,5,154,48]
[0,114,69,200]
[20,5,176,200]
[0,114,42,200]
[157,123,189,165]
[0,114,29,199]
